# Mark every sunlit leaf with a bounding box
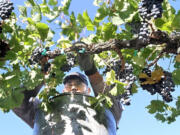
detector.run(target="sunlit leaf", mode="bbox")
[36,22,49,41]
[48,0,58,6]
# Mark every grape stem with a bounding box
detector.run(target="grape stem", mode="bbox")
[112,46,125,71]
[149,22,155,33]
[147,50,165,68]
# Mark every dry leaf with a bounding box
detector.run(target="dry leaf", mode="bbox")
[176,55,180,62]
[140,69,164,85]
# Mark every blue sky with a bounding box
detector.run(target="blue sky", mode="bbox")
[0,0,180,135]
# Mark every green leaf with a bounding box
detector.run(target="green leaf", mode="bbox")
[83,11,94,31]
[18,6,27,18]
[172,10,180,31]
[102,22,117,40]
[2,23,13,33]
[155,113,166,122]
[154,0,175,32]
[40,4,50,15]
[131,84,138,94]
[42,0,47,4]
[110,83,125,96]
[31,5,42,22]
[176,96,180,110]
[0,89,24,110]
[172,69,180,85]
[70,12,76,26]
[93,0,103,6]
[27,0,36,6]
[111,0,137,24]
[46,29,55,41]
[105,95,113,107]
[27,17,36,25]
[106,70,115,85]
[36,22,49,41]
[132,55,145,67]
[77,13,85,27]
[94,3,109,24]
[111,14,125,25]
[146,100,167,114]
[114,0,125,11]
[48,0,58,6]
[61,0,72,15]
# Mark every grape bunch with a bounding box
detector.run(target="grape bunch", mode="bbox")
[138,0,164,42]
[29,47,50,65]
[105,59,136,105]
[0,0,14,20]
[60,52,76,72]
[0,40,10,57]
[138,0,163,20]
[138,21,150,42]
[139,68,175,102]
[29,47,51,74]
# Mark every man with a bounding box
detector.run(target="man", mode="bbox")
[13,54,123,135]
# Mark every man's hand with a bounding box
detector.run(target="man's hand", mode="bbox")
[77,53,94,71]
[77,53,97,75]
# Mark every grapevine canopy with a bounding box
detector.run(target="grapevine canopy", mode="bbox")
[0,0,180,124]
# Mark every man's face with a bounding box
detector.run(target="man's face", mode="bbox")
[63,78,90,94]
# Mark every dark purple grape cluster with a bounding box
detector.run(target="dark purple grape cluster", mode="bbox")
[139,0,163,20]
[0,0,14,20]
[138,21,150,42]
[105,59,136,105]
[29,47,50,65]
[0,40,10,57]
[139,68,175,102]
[60,52,76,72]
[138,0,164,42]
[29,47,51,74]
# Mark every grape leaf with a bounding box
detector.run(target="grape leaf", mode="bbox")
[18,6,27,18]
[139,69,164,85]
[176,96,180,110]
[175,54,180,62]
[36,22,49,41]
[172,10,180,30]
[155,113,166,122]
[146,100,167,114]
[48,0,58,6]
[172,69,180,85]
[83,11,94,31]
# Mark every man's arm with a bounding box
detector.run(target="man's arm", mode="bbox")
[12,82,44,128]
[78,53,123,127]
[86,70,123,126]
